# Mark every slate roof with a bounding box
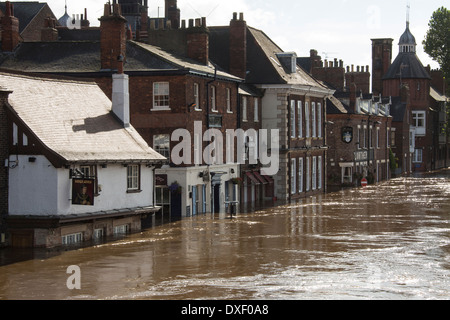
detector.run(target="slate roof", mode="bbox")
[382,52,431,80]
[0,72,166,164]
[0,40,241,81]
[0,1,50,33]
[209,25,329,90]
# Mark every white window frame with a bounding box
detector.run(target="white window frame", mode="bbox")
[62,233,83,245]
[291,158,296,194]
[317,103,322,138]
[211,86,217,112]
[298,158,304,193]
[305,102,310,138]
[413,149,423,163]
[412,111,426,136]
[318,156,322,190]
[127,164,140,191]
[306,157,311,192]
[226,88,232,113]
[298,101,303,138]
[152,82,170,110]
[290,100,296,138]
[312,156,317,190]
[114,225,129,235]
[242,96,248,121]
[194,83,201,111]
[254,98,259,121]
[311,102,316,138]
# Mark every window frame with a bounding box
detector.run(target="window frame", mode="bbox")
[152,82,170,111]
[127,164,141,192]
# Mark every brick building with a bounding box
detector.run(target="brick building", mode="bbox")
[380,21,450,172]
[209,13,334,203]
[299,51,393,187]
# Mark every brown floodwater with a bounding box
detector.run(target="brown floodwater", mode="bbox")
[1,169,449,300]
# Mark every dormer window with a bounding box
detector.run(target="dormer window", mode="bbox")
[276,52,298,74]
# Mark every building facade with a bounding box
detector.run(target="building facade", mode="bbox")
[209,13,334,203]
[0,71,166,248]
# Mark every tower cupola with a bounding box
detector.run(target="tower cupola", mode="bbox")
[399,21,416,53]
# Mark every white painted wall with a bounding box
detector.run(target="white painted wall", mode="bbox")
[8,155,155,216]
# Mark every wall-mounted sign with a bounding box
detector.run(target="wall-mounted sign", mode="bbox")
[72,179,95,206]
[342,127,353,144]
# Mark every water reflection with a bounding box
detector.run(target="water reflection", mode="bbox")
[0,170,449,300]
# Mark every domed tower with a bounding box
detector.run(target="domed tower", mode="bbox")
[382,7,433,172]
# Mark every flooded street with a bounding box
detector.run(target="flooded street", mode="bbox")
[1,170,449,300]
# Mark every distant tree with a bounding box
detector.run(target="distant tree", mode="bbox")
[423,7,450,91]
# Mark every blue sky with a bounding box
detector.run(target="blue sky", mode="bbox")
[26,0,446,69]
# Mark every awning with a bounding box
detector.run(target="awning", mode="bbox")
[263,175,274,184]
[253,171,268,184]
[245,172,261,185]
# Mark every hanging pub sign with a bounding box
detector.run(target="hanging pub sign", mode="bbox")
[342,127,353,144]
[155,174,168,186]
[72,179,95,206]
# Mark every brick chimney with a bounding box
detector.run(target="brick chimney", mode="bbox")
[229,12,247,79]
[186,18,209,65]
[99,2,127,71]
[165,0,180,29]
[371,38,393,96]
[41,17,58,41]
[1,1,20,52]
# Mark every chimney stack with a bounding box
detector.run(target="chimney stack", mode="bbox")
[229,12,247,79]
[1,1,20,52]
[112,56,130,128]
[186,17,209,65]
[99,2,127,71]
[41,17,58,41]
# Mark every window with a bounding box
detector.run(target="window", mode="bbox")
[254,99,259,121]
[93,228,104,240]
[413,149,423,163]
[312,156,317,190]
[62,233,83,245]
[211,86,217,112]
[317,103,322,138]
[153,82,170,110]
[242,96,248,121]
[298,158,304,192]
[194,83,201,110]
[412,111,426,136]
[306,157,311,191]
[357,125,361,149]
[114,225,129,235]
[318,156,322,189]
[376,127,380,148]
[153,134,170,158]
[305,102,310,138]
[298,101,303,138]
[291,158,296,194]
[290,100,296,138]
[391,128,396,147]
[311,102,316,138]
[127,164,140,191]
[79,165,98,195]
[12,122,18,145]
[226,88,232,113]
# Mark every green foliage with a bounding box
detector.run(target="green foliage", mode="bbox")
[423,7,450,88]
[389,149,398,172]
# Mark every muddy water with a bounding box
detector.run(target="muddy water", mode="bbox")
[1,170,449,300]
